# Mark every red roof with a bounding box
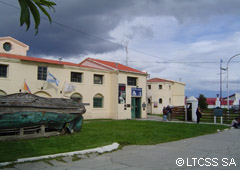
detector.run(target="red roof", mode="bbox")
[206,98,216,105]
[0,53,147,74]
[81,58,146,74]
[206,98,234,106]
[148,78,173,83]
[0,53,95,69]
[221,100,234,105]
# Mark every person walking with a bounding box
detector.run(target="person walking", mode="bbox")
[163,107,167,121]
[196,106,202,124]
[166,105,172,121]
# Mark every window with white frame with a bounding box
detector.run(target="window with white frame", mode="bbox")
[71,72,82,83]
[94,74,103,84]
[93,94,104,108]
[127,77,137,86]
[37,66,47,80]
[0,64,8,78]
[70,93,83,103]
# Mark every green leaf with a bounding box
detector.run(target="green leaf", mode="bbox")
[25,0,41,34]
[18,0,31,30]
[18,0,56,34]
[34,0,56,10]
[35,2,52,23]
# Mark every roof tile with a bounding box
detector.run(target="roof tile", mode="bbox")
[86,58,146,74]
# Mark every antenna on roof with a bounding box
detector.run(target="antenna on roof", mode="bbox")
[125,41,128,66]
[58,57,62,64]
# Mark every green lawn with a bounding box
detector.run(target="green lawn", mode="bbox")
[148,114,163,117]
[0,120,228,163]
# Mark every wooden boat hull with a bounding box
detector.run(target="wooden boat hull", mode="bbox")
[0,111,83,132]
[0,93,86,134]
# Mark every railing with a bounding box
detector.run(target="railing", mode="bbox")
[170,107,240,124]
[170,106,185,121]
[202,109,240,124]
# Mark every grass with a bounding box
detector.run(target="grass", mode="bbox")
[0,120,228,163]
[148,114,163,117]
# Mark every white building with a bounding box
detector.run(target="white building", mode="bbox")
[0,36,148,120]
[147,78,185,114]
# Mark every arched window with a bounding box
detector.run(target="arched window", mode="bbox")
[159,98,163,104]
[34,91,51,98]
[93,94,104,108]
[0,90,7,96]
[70,93,83,103]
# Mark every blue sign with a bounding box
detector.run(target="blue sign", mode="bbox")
[213,108,223,117]
[131,88,142,97]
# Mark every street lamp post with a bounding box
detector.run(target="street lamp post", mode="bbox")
[226,53,240,118]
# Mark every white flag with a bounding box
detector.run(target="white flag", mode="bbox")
[64,82,76,92]
[47,72,59,86]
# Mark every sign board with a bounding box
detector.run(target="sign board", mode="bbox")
[118,84,126,104]
[131,88,142,97]
[213,108,223,117]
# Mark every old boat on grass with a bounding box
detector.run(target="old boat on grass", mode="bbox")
[0,93,86,136]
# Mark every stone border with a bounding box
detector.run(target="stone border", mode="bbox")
[0,142,120,167]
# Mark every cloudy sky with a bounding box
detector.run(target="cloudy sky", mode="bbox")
[1,0,240,97]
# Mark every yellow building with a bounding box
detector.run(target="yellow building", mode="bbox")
[0,37,148,120]
[147,78,185,114]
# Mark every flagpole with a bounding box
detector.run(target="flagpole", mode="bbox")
[19,79,26,92]
[60,81,66,94]
[42,71,49,90]
[41,81,46,90]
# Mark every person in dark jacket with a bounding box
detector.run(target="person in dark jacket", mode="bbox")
[196,106,202,124]
[232,118,239,128]
[166,105,172,120]
[163,107,167,121]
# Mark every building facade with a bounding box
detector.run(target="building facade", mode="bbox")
[206,94,238,109]
[0,37,148,120]
[147,78,185,114]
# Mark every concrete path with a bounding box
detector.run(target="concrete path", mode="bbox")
[3,127,240,170]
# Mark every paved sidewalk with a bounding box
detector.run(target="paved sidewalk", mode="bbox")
[3,127,239,170]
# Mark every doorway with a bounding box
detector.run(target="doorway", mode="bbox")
[187,103,192,121]
[131,97,141,118]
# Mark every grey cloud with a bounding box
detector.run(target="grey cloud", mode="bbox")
[1,0,240,58]
[126,25,154,40]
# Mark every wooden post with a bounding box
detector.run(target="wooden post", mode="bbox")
[185,105,187,121]
[40,125,45,134]
[20,128,24,136]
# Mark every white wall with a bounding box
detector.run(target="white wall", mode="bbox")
[0,56,147,120]
[147,81,185,114]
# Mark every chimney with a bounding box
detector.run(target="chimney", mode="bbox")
[58,57,62,64]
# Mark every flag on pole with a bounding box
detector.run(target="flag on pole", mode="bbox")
[23,81,31,93]
[47,72,59,86]
[63,82,76,92]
